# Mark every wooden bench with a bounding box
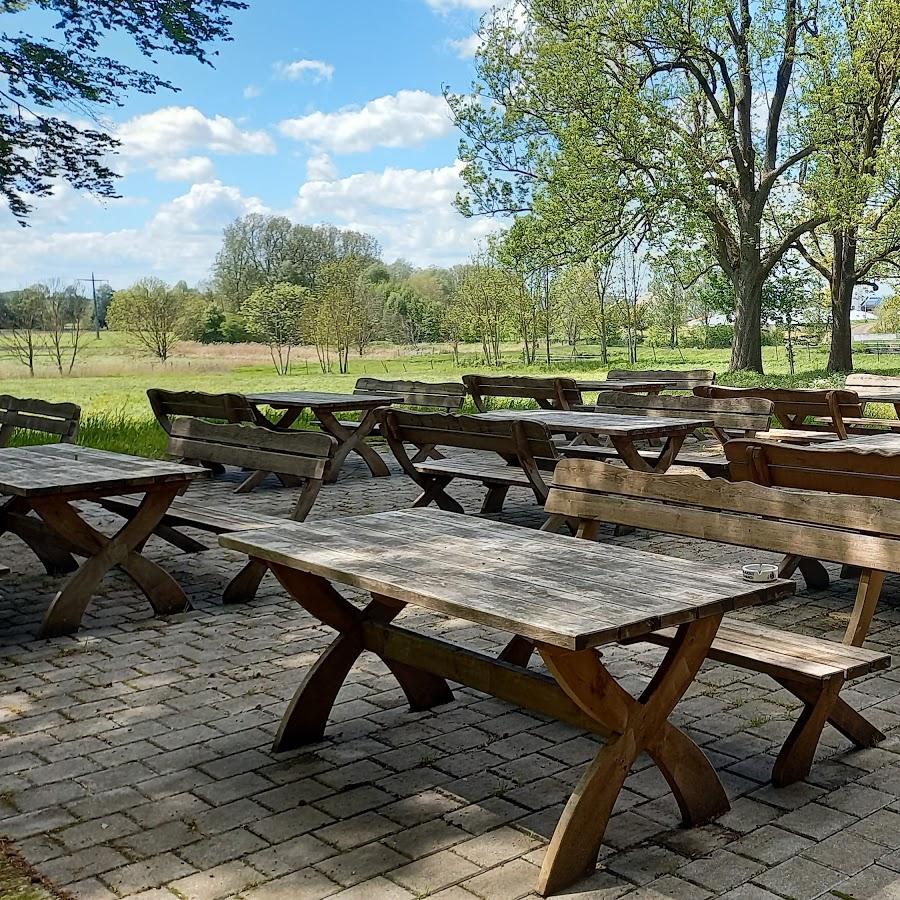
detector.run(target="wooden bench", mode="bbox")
[0,395,81,446]
[380,408,558,514]
[579,368,716,393]
[695,385,863,440]
[564,391,774,476]
[100,419,335,603]
[464,374,582,411]
[147,388,266,482]
[541,457,891,786]
[725,437,900,642]
[336,378,467,462]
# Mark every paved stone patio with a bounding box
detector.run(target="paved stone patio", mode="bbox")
[4,449,900,899]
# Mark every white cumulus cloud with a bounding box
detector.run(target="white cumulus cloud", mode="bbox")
[155,156,216,183]
[243,84,262,99]
[306,152,338,181]
[448,33,483,57]
[279,90,453,154]
[117,106,275,160]
[274,59,335,83]
[293,162,499,265]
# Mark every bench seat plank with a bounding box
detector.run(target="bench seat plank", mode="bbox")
[644,620,889,682]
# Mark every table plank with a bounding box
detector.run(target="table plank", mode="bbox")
[812,433,900,453]
[220,509,792,650]
[246,391,402,410]
[477,409,713,438]
[0,445,205,497]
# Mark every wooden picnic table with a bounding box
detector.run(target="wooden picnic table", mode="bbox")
[220,508,792,896]
[577,379,676,394]
[0,444,205,636]
[477,409,714,473]
[245,390,403,482]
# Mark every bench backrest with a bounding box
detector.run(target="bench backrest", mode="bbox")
[545,457,900,572]
[354,377,465,412]
[0,395,81,446]
[168,418,335,520]
[463,374,582,411]
[694,385,862,439]
[380,408,558,500]
[846,373,900,391]
[606,369,716,390]
[725,439,900,500]
[590,391,773,444]
[148,389,258,435]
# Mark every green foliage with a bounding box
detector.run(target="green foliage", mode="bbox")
[106,278,197,362]
[241,282,308,375]
[0,0,246,222]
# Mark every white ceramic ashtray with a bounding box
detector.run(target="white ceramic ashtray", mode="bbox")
[742,564,778,583]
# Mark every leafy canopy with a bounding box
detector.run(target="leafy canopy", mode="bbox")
[0,0,247,222]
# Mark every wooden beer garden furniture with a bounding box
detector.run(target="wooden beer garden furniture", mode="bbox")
[542,458,891,786]
[563,390,774,476]
[99,419,335,603]
[245,390,403,483]
[725,437,900,644]
[578,368,715,393]
[337,378,466,462]
[463,374,582,411]
[380,409,559,514]
[0,396,81,446]
[480,408,714,473]
[695,385,863,439]
[218,508,793,896]
[0,444,205,636]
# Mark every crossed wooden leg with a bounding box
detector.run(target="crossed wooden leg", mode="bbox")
[610,433,687,474]
[269,565,453,752]
[535,615,727,895]
[318,408,391,482]
[779,554,830,590]
[30,486,189,637]
[411,475,464,513]
[772,674,884,786]
[0,497,79,575]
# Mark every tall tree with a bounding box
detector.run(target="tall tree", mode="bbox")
[107,278,194,362]
[797,0,900,372]
[0,0,246,222]
[448,0,825,373]
[242,283,307,376]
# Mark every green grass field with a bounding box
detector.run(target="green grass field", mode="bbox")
[5,332,899,457]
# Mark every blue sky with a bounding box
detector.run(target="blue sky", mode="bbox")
[0,0,501,288]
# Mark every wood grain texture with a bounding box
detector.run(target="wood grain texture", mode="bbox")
[219,508,791,650]
[594,369,716,391]
[0,395,81,446]
[477,409,713,438]
[246,390,403,410]
[464,374,582,411]
[0,444,205,498]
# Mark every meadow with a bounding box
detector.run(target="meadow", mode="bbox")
[4,331,896,457]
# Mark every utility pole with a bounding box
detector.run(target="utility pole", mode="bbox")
[76,274,109,339]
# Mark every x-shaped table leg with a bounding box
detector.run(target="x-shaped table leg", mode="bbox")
[317,407,391,482]
[29,485,189,637]
[269,565,453,751]
[610,433,687,473]
[535,614,727,895]
[0,496,79,575]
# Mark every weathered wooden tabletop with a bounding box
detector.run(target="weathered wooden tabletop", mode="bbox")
[476,408,713,439]
[577,380,676,392]
[813,432,900,452]
[0,444,205,498]
[220,509,789,650]
[246,391,403,410]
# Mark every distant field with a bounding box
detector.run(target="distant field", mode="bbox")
[3,331,897,457]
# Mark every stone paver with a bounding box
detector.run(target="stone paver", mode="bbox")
[2,450,900,898]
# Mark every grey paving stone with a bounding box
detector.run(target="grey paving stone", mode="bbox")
[752,856,843,899]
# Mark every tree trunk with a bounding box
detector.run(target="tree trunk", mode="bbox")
[730,263,765,372]
[827,229,856,374]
